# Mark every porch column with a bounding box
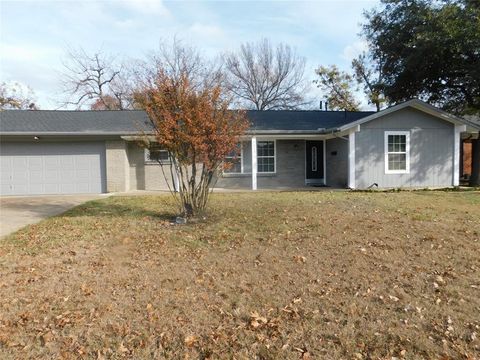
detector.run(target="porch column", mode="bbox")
[348,131,356,189]
[453,124,466,186]
[251,136,257,190]
[173,165,179,192]
[348,125,360,189]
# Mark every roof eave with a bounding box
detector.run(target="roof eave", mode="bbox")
[247,128,336,135]
[0,131,153,136]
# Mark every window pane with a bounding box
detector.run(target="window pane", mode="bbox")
[258,157,274,173]
[227,143,242,157]
[224,158,242,173]
[388,134,407,153]
[224,142,242,173]
[148,147,169,162]
[388,153,406,171]
[257,141,274,157]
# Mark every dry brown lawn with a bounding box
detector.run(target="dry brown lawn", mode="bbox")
[0,191,479,359]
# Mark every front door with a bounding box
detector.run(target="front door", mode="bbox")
[305,140,324,184]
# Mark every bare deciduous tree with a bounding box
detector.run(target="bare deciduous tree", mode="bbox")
[60,48,131,110]
[137,38,224,93]
[224,38,308,110]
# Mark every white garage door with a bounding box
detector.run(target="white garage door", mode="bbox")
[0,142,106,195]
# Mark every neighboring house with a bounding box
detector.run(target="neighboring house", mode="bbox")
[0,99,479,196]
[461,115,480,180]
[462,140,472,179]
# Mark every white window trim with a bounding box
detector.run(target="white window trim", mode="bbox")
[257,139,276,174]
[384,131,410,174]
[144,147,170,164]
[223,142,244,175]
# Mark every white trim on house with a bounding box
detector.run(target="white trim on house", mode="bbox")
[384,131,410,174]
[453,124,467,186]
[251,136,257,190]
[173,166,179,192]
[240,142,244,174]
[348,131,356,189]
[256,139,276,174]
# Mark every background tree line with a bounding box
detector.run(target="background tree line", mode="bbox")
[2,0,478,117]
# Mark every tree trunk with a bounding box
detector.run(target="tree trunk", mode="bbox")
[470,134,480,187]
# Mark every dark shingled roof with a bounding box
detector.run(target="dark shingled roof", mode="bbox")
[0,109,375,135]
[0,110,153,134]
[246,110,374,132]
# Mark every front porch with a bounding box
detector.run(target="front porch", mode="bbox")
[216,131,358,190]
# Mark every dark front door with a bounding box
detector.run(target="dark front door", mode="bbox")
[306,140,324,182]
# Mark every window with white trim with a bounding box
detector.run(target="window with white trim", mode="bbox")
[224,143,243,174]
[257,140,275,173]
[145,144,170,163]
[385,131,410,174]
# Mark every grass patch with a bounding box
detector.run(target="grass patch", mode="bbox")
[0,191,479,359]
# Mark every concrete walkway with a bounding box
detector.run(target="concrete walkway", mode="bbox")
[0,194,106,238]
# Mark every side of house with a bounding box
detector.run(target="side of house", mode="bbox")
[354,107,454,188]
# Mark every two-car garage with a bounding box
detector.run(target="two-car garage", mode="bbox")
[0,142,106,196]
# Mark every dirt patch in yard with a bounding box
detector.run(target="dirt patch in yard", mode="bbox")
[0,191,479,359]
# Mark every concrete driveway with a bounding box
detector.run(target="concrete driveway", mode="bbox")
[0,194,105,238]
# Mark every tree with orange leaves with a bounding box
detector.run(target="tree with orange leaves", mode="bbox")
[136,63,249,218]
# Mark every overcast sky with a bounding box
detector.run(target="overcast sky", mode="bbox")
[0,0,379,109]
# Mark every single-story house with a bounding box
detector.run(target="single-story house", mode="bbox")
[0,99,479,196]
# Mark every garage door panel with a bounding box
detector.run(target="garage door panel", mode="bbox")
[1,184,12,195]
[1,169,12,181]
[13,184,28,195]
[44,170,59,182]
[29,184,44,194]
[0,157,12,170]
[76,156,94,169]
[29,170,44,183]
[76,184,91,193]
[60,157,75,170]
[76,169,91,179]
[27,157,43,169]
[59,184,76,193]
[12,170,28,182]
[0,142,105,195]
[44,157,59,170]
[44,184,59,194]
[62,170,76,181]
